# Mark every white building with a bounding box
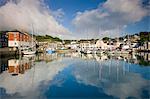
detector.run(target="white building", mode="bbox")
[80,42,96,51]
[95,40,108,50]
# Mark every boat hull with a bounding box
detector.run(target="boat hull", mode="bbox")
[22,51,36,55]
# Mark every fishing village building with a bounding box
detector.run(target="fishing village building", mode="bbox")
[8,31,32,48]
[0,31,35,55]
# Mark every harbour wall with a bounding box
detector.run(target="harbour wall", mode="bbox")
[0,47,19,57]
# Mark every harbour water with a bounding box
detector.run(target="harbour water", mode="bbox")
[0,53,150,99]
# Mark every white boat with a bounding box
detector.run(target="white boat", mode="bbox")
[22,50,36,55]
[22,24,36,55]
[86,50,92,54]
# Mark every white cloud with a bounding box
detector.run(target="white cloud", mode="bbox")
[72,0,149,39]
[51,8,65,23]
[0,0,72,39]
[0,57,76,98]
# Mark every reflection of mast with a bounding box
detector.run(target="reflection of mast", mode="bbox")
[32,57,35,88]
[94,60,96,73]
[109,58,111,76]
[98,61,102,81]
[127,59,130,72]
[123,61,126,75]
[116,60,119,81]
[31,24,34,48]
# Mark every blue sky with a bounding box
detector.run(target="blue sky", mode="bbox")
[0,0,149,39]
[125,16,149,34]
[47,0,149,38]
[46,0,106,30]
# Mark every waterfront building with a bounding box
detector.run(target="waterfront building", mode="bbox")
[95,40,108,50]
[65,41,79,50]
[139,42,150,51]
[0,31,36,55]
[0,31,8,48]
[80,41,96,51]
[7,31,33,49]
[38,42,48,51]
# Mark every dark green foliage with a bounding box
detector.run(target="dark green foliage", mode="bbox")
[136,55,150,66]
[64,40,72,44]
[119,37,124,41]
[102,37,110,41]
[139,32,150,43]
[35,35,62,42]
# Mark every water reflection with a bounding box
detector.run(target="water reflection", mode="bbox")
[72,59,150,99]
[0,52,149,99]
[79,52,150,66]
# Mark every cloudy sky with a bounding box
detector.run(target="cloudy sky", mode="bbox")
[0,0,149,39]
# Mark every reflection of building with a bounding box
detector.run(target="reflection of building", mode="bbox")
[0,58,8,74]
[8,57,33,76]
[8,60,19,75]
[0,55,70,99]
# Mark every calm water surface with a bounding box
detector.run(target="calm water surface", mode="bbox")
[0,53,150,99]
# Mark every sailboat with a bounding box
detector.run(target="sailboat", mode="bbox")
[22,25,36,55]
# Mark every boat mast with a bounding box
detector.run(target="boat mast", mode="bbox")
[31,23,34,48]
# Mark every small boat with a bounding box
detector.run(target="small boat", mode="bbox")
[46,48,55,54]
[23,54,35,57]
[22,49,36,55]
[22,51,36,55]
[86,50,92,54]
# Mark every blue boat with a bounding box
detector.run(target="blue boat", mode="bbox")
[46,48,55,54]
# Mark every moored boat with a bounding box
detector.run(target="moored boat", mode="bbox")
[22,50,36,55]
[46,48,55,54]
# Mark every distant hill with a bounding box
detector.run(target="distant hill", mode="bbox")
[34,35,62,42]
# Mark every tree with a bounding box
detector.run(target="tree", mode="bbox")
[102,37,111,43]
[140,32,150,43]
[102,37,110,41]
